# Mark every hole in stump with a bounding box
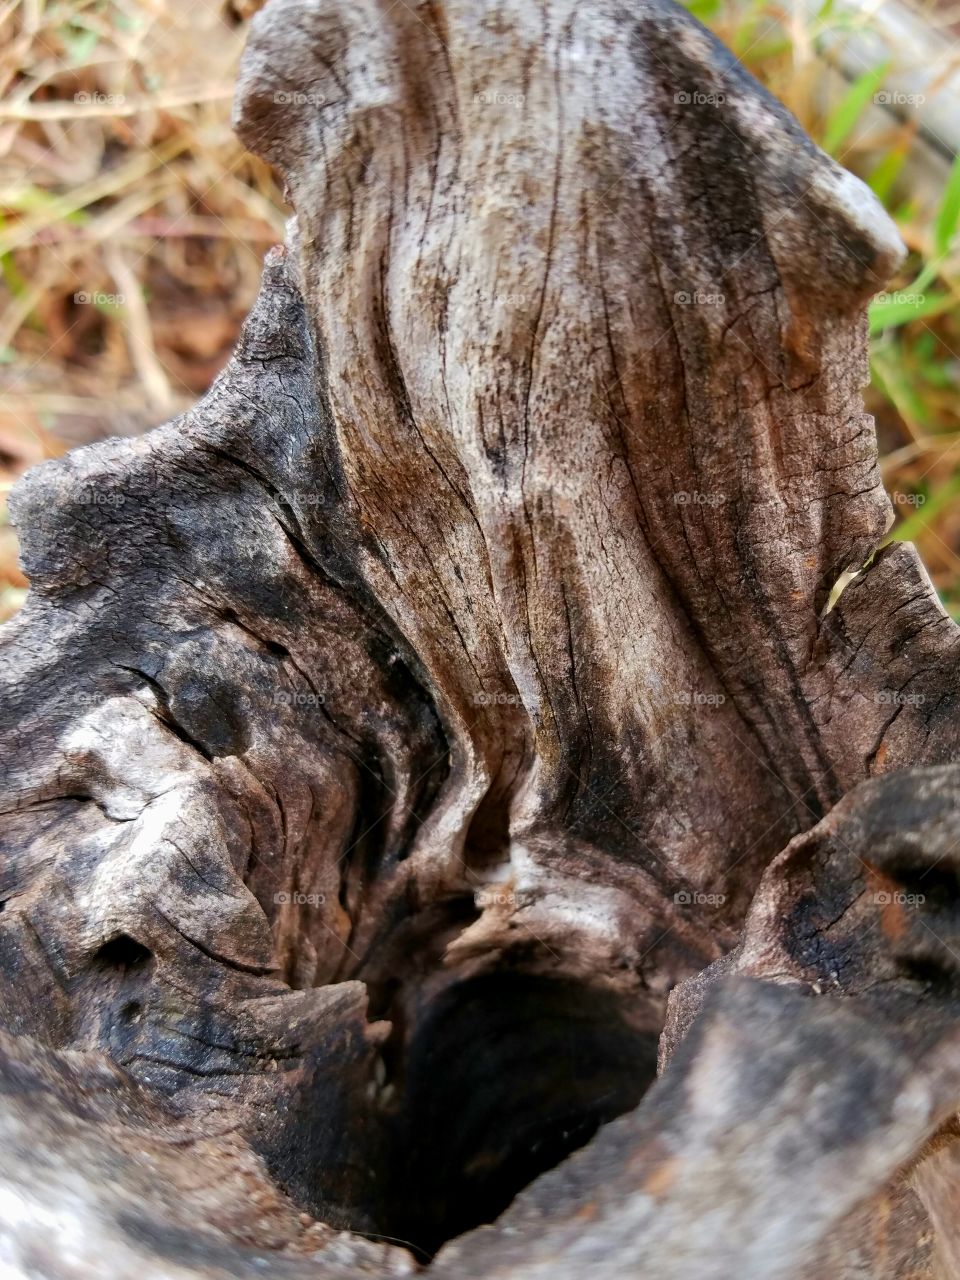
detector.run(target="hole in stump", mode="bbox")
[367,970,658,1260]
[93,935,152,971]
[119,1000,143,1024]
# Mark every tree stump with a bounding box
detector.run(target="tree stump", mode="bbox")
[2,1,960,1276]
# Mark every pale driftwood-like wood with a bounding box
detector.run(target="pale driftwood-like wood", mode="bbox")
[2,1,960,1276]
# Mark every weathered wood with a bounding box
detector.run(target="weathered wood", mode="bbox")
[2,0,959,1275]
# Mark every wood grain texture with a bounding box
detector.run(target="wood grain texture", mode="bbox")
[1,0,959,1276]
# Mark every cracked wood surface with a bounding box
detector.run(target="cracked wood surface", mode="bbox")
[1,0,960,1276]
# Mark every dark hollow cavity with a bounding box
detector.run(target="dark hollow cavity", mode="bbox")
[371,970,659,1260]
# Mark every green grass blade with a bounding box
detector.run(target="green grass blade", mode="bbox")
[934,153,960,258]
[870,288,957,332]
[681,0,722,20]
[870,351,933,432]
[888,468,960,546]
[823,62,890,155]
[868,148,906,203]
[868,290,953,334]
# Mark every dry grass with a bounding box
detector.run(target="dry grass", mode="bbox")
[0,0,282,620]
[1,0,959,623]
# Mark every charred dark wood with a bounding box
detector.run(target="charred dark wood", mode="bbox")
[1,0,959,1276]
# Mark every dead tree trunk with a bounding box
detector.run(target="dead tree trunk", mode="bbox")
[2,1,960,1276]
